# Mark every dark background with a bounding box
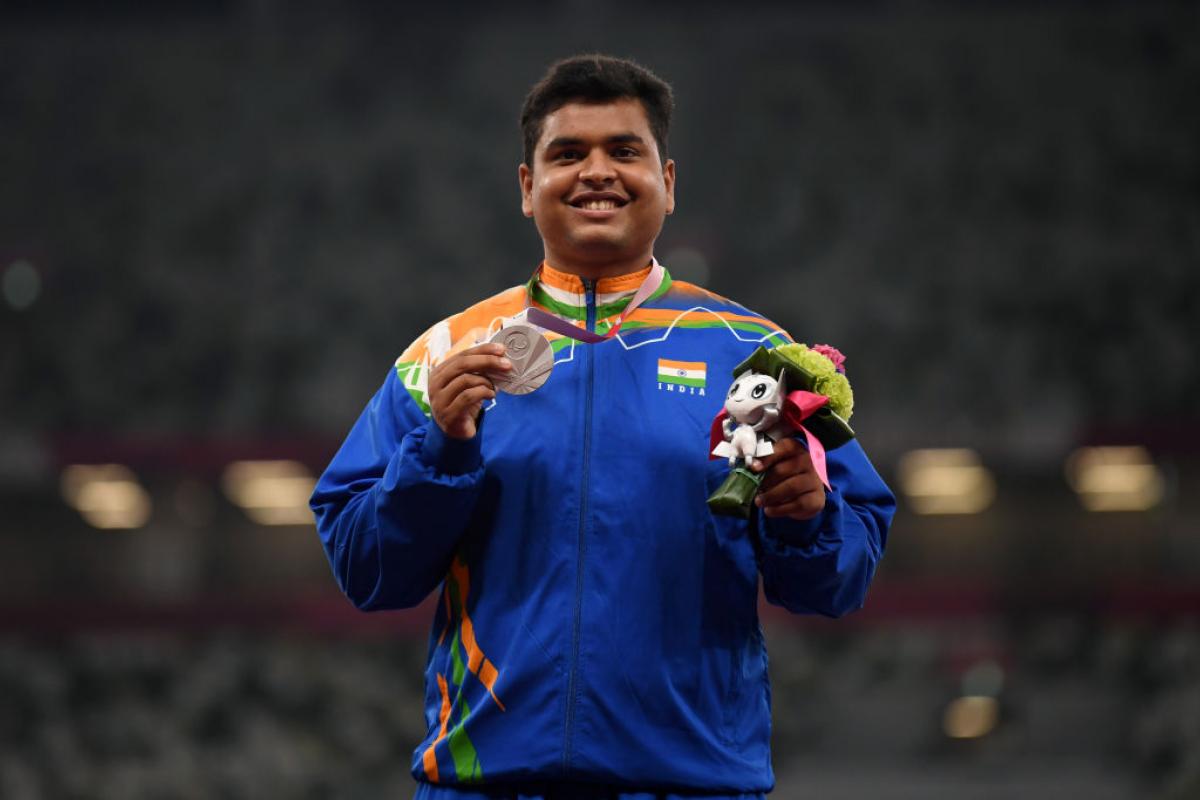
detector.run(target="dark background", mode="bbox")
[1,2,1198,798]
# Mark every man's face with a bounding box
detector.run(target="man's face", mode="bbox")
[519,98,675,274]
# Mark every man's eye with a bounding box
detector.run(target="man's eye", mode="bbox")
[613,146,638,159]
[751,383,768,399]
[556,150,583,161]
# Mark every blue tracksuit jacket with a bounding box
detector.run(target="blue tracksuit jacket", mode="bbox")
[310,262,895,794]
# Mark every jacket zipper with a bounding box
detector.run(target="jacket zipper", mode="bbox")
[563,278,596,772]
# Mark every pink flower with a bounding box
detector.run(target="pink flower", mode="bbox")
[812,344,846,374]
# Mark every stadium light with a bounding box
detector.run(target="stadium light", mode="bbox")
[942,695,999,739]
[1065,446,1163,512]
[60,464,152,529]
[221,460,316,526]
[896,448,995,515]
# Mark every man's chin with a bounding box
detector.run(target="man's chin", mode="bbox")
[565,232,629,253]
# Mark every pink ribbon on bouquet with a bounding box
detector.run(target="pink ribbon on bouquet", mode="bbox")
[709,390,832,490]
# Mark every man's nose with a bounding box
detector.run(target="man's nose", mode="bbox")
[578,151,617,184]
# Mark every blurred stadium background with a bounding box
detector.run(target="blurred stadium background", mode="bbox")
[2,1,1198,798]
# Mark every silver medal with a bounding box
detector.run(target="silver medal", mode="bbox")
[488,323,553,395]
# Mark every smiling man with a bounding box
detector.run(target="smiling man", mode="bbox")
[311,55,894,798]
[519,96,675,278]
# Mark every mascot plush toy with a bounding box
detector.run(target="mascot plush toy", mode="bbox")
[707,343,857,518]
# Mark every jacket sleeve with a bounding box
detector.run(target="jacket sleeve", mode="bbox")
[310,368,486,611]
[757,438,895,618]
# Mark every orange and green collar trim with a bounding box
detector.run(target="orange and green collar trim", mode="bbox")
[526,261,673,322]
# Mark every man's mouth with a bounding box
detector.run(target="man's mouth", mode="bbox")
[568,193,629,211]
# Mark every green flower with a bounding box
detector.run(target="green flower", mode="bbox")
[774,343,838,379]
[773,343,854,421]
[813,372,854,421]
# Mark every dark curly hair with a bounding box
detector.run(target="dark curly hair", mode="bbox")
[520,54,674,169]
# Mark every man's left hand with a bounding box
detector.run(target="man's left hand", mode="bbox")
[750,437,826,520]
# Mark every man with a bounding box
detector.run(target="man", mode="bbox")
[311,54,894,798]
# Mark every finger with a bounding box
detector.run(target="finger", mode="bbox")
[442,384,496,424]
[435,342,506,361]
[761,493,825,520]
[755,474,820,509]
[429,357,504,398]
[758,453,817,494]
[758,455,812,491]
[432,353,512,387]
[431,374,495,420]
[430,343,509,380]
[463,342,507,357]
[750,438,804,473]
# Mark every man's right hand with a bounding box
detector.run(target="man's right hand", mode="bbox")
[427,343,512,440]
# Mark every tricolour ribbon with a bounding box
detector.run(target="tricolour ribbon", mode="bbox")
[524,260,666,344]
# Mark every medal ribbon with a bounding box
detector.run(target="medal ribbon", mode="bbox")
[524,260,666,344]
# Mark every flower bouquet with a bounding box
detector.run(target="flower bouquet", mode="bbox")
[707,343,856,518]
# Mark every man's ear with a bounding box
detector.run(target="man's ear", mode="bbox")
[519,163,534,218]
[663,158,676,215]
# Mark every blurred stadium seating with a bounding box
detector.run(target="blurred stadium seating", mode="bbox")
[1,615,1198,798]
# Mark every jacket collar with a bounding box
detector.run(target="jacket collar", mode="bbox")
[528,261,667,322]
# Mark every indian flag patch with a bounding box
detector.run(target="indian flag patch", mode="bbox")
[657,358,707,394]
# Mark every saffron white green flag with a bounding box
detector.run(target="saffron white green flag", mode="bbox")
[657,359,707,388]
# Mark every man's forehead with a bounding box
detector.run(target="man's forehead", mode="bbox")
[537,98,652,145]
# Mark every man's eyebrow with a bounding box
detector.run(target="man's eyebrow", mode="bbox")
[544,136,585,151]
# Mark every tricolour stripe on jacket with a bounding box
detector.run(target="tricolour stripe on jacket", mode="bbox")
[421,557,503,783]
[392,269,789,415]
